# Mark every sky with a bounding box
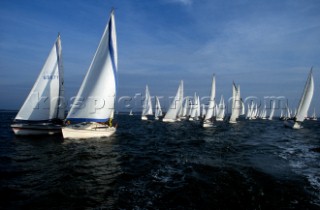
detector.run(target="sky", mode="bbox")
[0,0,320,114]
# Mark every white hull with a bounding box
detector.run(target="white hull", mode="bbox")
[11,123,62,136]
[229,120,237,124]
[162,118,177,123]
[284,120,303,129]
[62,123,116,139]
[216,118,224,121]
[293,121,303,129]
[202,122,214,128]
[141,116,148,120]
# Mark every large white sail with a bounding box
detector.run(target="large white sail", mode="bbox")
[141,85,153,120]
[15,34,64,122]
[66,10,117,123]
[295,69,314,123]
[229,83,241,123]
[163,80,183,122]
[204,74,216,121]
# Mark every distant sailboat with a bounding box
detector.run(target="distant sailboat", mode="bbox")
[180,96,189,120]
[268,100,276,120]
[154,96,163,120]
[141,85,153,120]
[229,82,241,124]
[216,95,225,121]
[285,68,314,129]
[163,80,184,122]
[11,34,65,135]
[310,108,317,121]
[260,104,267,119]
[189,92,199,121]
[129,109,133,116]
[62,10,118,139]
[203,74,216,127]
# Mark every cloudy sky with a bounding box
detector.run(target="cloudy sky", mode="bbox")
[1,0,319,113]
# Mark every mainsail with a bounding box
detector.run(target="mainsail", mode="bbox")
[155,96,163,120]
[204,74,216,122]
[66,10,117,123]
[142,85,153,119]
[229,82,241,123]
[295,69,314,122]
[15,34,64,122]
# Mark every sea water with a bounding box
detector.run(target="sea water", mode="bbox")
[0,111,319,209]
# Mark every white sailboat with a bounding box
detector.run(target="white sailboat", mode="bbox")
[180,96,189,120]
[229,82,241,124]
[154,96,163,120]
[203,74,216,127]
[189,92,198,121]
[310,108,317,121]
[260,104,267,119]
[129,109,133,116]
[62,10,118,139]
[11,34,65,135]
[268,100,276,120]
[163,80,184,122]
[285,68,314,129]
[141,85,153,120]
[216,95,225,121]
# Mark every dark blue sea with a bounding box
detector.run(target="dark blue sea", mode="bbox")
[1,111,319,209]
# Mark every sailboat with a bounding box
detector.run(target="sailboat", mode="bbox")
[141,85,153,120]
[154,96,163,120]
[268,100,276,120]
[62,10,118,139]
[163,80,184,122]
[310,108,317,121]
[189,92,199,121]
[11,34,65,135]
[180,96,189,120]
[129,109,133,116]
[215,95,225,121]
[284,68,314,129]
[229,82,241,124]
[203,74,216,127]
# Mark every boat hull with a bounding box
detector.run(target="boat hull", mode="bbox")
[283,120,303,129]
[202,122,215,128]
[62,123,116,139]
[11,123,62,136]
[162,118,177,123]
[141,116,148,120]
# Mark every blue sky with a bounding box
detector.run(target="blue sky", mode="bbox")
[1,0,319,114]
